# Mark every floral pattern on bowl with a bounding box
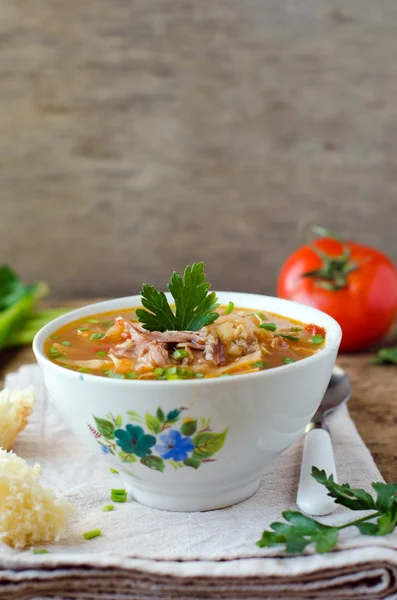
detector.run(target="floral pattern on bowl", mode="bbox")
[88,407,228,472]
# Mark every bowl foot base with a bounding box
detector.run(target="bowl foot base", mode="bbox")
[120,473,262,512]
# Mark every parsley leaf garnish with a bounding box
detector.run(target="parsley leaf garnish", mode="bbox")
[256,466,397,554]
[136,263,219,332]
[137,285,176,332]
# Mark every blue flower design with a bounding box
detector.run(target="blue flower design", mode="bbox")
[154,429,194,462]
[115,424,156,458]
[101,445,110,455]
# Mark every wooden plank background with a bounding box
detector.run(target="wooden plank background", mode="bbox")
[1,1,396,297]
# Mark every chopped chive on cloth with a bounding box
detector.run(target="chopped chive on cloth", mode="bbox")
[1,365,397,600]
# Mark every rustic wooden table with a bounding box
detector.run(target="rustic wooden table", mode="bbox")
[1,300,396,482]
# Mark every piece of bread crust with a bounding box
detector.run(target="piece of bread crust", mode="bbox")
[0,387,34,451]
[0,449,76,548]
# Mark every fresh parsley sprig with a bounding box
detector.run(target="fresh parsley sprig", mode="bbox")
[257,467,397,554]
[136,263,220,332]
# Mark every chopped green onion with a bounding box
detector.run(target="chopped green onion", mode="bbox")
[96,350,107,356]
[290,327,302,332]
[165,366,177,375]
[111,488,127,503]
[48,351,63,360]
[180,369,198,378]
[90,332,105,340]
[283,357,295,364]
[49,346,62,355]
[278,333,300,342]
[166,374,181,380]
[87,318,100,324]
[127,371,137,379]
[33,549,49,554]
[173,348,189,360]
[110,467,119,474]
[219,373,231,377]
[195,372,205,378]
[252,361,266,369]
[82,528,102,540]
[101,320,115,327]
[61,341,71,346]
[107,372,125,379]
[78,367,91,373]
[77,327,90,332]
[311,334,324,344]
[50,334,59,339]
[104,370,124,379]
[100,504,115,512]
[260,323,277,332]
[258,311,268,321]
[48,347,64,360]
[225,301,234,315]
[153,367,164,376]
[175,367,195,379]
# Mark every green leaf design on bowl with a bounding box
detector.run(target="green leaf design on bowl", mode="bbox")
[141,455,165,472]
[94,416,115,439]
[156,408,165,423]
[89,407,228,472]
[183,457,201,470]
[192,430,229,460]
[118,451,136,463]
[145,413,162,434]
[180,419,197,436]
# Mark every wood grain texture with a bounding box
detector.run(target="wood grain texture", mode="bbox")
[0,1,397,297]
[0,300,396,482]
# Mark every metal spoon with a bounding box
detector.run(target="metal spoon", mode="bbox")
[296,366,352,516]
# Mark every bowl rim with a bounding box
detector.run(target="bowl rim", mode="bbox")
[33,291,342,386]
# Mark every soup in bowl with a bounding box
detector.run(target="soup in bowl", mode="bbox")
[43,305,326,379]
[33,292,341,512]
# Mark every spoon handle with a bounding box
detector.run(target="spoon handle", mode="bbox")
[296,424,337,516]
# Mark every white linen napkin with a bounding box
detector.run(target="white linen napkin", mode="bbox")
[1,365,397,599]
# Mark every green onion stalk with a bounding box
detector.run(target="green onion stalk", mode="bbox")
[0,284,70,350]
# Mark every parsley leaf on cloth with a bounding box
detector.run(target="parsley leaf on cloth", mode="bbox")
[257,467,397,554]
[257,510,339,554]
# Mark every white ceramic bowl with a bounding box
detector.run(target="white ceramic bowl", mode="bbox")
[33,292,341,512]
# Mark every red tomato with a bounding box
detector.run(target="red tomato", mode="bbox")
[277,237,397,352]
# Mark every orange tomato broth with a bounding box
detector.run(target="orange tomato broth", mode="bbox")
[44,306,326,380]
